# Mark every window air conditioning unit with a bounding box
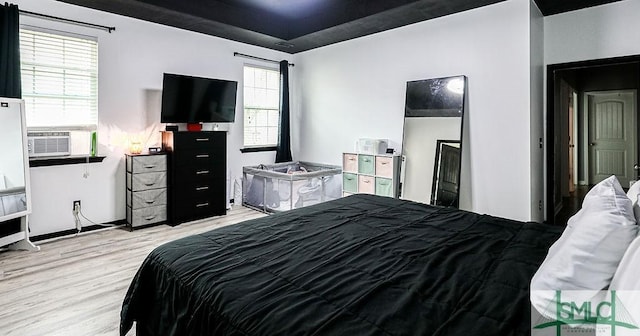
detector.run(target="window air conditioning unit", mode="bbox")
[27,132,71,157]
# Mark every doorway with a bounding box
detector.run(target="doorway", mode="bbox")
[546,56,640,225]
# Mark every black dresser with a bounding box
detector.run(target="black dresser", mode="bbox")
[162,131,226,225]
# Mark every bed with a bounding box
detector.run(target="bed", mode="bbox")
[120,194,562,336]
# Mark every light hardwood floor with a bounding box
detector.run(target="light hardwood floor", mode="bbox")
[0,206,265,336]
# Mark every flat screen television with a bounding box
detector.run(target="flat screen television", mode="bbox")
[160,73,238,123]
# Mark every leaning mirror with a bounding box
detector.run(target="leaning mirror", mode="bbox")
[400,75,466,207]
[0,98,30,222]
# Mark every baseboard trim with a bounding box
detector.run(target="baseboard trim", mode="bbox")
[31,219,127,242]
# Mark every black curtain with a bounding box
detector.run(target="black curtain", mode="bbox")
[275,60,292,163]
[0,3,20,232]
[0,2,21,98]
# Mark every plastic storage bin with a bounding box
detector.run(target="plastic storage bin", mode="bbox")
[243,161,342,213]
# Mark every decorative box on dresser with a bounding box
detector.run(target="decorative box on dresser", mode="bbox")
[126,153,168,228]
[342,152,401,198]
[162,131,227,225]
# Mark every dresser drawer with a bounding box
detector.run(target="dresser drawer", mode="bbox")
[358,155,375,175]
[375,156,394,178]
[173,149,223,168]
[174,165,225,184]
[358,175,375,194]
[173,132,225,150]
[127,155,166,173]
[174,181,223,199]
[127,171,167,191]
[127,205,166,227]
[375,177,393,197]
[343,173,358,193]
[342,153,358,173]
[173,195,226,222]
[127,188,167,209]
[175,195,223,210]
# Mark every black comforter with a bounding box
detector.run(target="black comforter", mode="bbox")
[121,194,561,336]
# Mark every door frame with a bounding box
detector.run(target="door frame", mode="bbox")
[546,55,640,224]
[568,90,576,194]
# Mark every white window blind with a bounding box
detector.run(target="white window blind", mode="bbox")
[243,65,280,147]
[19,28,98,129]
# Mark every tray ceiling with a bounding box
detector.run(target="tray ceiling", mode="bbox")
[56,0,624,53]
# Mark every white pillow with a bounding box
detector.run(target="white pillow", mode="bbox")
[626,180,640,223]
[610,236,640,290]
[531,175,638,317]
[606,237,640,336]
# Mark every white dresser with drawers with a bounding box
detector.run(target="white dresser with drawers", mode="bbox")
[342,152,401,198]
[125,153,167,228]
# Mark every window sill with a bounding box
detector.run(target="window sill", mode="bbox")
[240,146,277,153]
[29,155,106,167]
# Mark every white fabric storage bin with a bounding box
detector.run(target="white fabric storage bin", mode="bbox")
[127,171,167,191]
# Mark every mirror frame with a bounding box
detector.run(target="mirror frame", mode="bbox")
[400,75,466,207]
[0,98,32,223]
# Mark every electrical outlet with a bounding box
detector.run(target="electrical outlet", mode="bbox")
[73,200,81,211]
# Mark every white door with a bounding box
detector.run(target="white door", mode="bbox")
[588,91,637,187]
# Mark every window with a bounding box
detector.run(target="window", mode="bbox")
[19,27,98,129]
[243,65,280,147]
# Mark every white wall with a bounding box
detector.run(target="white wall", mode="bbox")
[14,0,292,235]
[16,0,606,232]
[293,0,535,221]
[543,0,640,221]
[545,0,640,65]
[530,0,544,222]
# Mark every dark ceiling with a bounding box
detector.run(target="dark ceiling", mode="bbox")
[56,0,624,54]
